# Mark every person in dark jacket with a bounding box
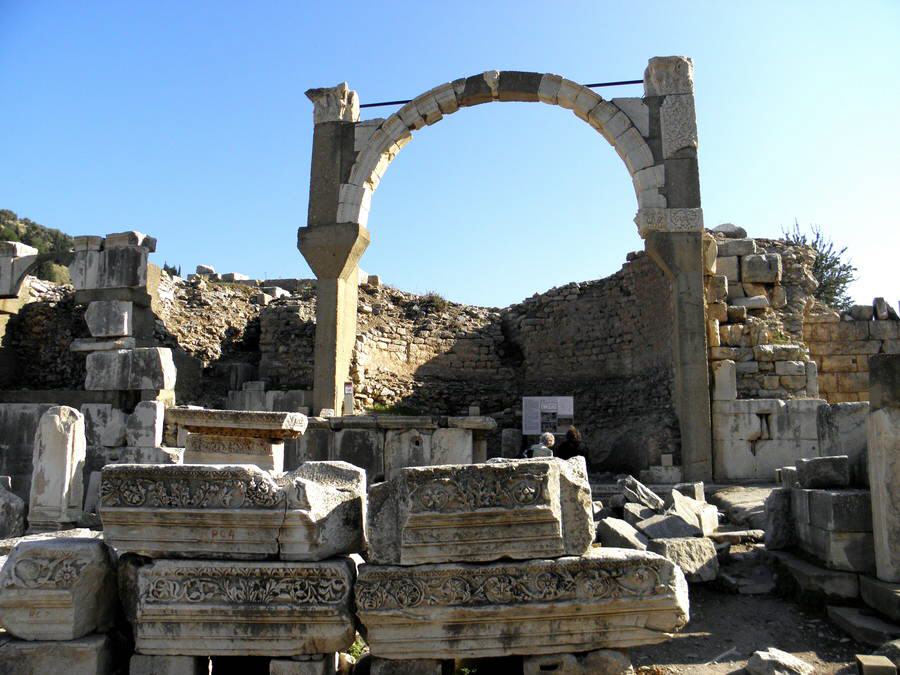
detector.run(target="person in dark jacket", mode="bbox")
[554,426,583,461]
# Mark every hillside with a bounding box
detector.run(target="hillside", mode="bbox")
[0,209,73,282]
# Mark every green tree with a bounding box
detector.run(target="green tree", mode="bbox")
[783,221,857,311]
[0,209,74,283]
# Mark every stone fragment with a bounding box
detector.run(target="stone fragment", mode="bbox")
[623,502,654,525]
[123,557,356,656]
[668,489,718,536]
[0,538,116,640]
[712,359,737,400]
[809,489,872,532]
[796,455,850,489]
[746,647,814,675]
[635,514,701,539]
[828,605,900,647]
[856,654,897,674]
[733,295,770,310]
[717,256,740,282]
[596,517,648,550]
[717,238,757,257]
[105,230,156,251]
[0,481,25,538]
[861,576,900,623]
[130,655,209,675]
[711,223,747,238]
[84,300,132,338]
[672,482,706,502]
[277,461,366,561]
[125,401,165,448]
[85,348,176,391]
[0,633,116,675]
[770,550,859,601]
[741,253,782,283]
[620,475,664,511]
[354,548,689,659]
[648,537,718,582]
[763,488,794,550]
[195,265,216,275]
[523,649,634,675]
[29,406,86,531]
[367,457,593,565]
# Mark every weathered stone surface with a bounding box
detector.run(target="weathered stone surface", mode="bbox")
[523,649,634,675]
[795,522,875,572]
[368,658,441,675]
[648,537,718,582]
[746,647,813,675]
[0,538,115,640]
[868,407,900,582]
[168,407,308,439]
[29,406,86,530]
[85,300,132,338]
[0,528,101,556]
[184,434,285,472]
[870,354,900,410]
[764,488,794,550]
[130,654,209,675]
[809,489,872,532]
[620,475,664,512]
[716,238,757,257]
[126,400,165,448]
[277,461,365,561]
[796,455,850,489]
[828,605,900,646]
[124,557,356,656]
[105,230,156,251]
[367,457,593,565]
[623,502,654,526]
[0,482,25,539]
[85,348,176,391]
[636,514,701,539]
[668,489,718,536]
[861,575,900,623]
[355,548,689,659]
[596,517,648,550]
[100,464,285,559]
[855,654,897,674]
[741,253,782,284]
[770,550,859,601]
[0,633,116,674]
[270,655,338,675]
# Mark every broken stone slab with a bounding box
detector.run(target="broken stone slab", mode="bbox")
[868,407,900,582]
[763,488,794,550]
[354,547,689,659]
[809,489,872,532]
[0,633,117,675]
[0,481,25,539]
[522,649,634,675]
[648,537,719,582]
[796,455,850,489]
[828,605,900,647]
[596,517,648,550]
[746,647,813,675]
[668,490,718,536]
[635,513,701,539]
[122,556,356,656]
[861,575,900,623]
[276,461,366,561]
[366,457,593,565]
[619,475,665,512]
[85,300,132,338]
[769,550,860,602]
[28,406,86,531]
[85,348,176,391]
[623,502,654,526]
[0,538,116,640]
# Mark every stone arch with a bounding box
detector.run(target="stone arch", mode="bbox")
[337,71,671,236]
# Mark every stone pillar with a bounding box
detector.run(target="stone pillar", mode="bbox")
[867,354,900,582]
[299,83,368,416]
[27,406,86,531]
[639,57,711,481]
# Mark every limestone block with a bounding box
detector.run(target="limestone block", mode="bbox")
[672,482,706,503]
[125,557,356,656]
[717,238,757,257]
[429,427,472,466]
[184,434,285,472]
[648,537,718,582]
[770,550,859,601]
[712,411,762,440]
[85,348,176,391]
[702,233,718,275]
[855,654,897,674]
[367,457,593,565]
[523,649,634,675]
[277,461,366,561]
[660,94,697,158]
[570,87,602,122]
[620,475,665,511]
[796,455,850,489]
[668,490,718,536]
[776,360,807,376]
[635,514,701,539]
[733,295,770,310]
[85,300,132,338]
[69,246,149,290]
[168,407,308,439]
[0,482,25,539]
[100,464,286,559]
[0,633,116,675]
[809,489,872,532]
[764,488,794,550]
[795,523,875,572]
[72,236,102,252]
[612,97,650,136]
[29,406,86,530]
[712,360,737,400]
[708,300,728,323]
[746,647,813,675]
[870,354,900,410]
[354,548,689,659]
[383,429,431,480]
[104,230,156,251]
[861,575,900,623]
[827,605,900,647]
[741,253,782,284]
[706,274,727,303]
[80,404,127,448]
[130,654,209,675]
[868,407,900,581]
[644,56,694,96]
[0,538,115,640]
[596,517,648,550]
[497,71,542,103]
[623,502,655,525]
[126,401,165,448]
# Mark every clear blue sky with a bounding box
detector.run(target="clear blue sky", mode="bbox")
[1,1,897,308]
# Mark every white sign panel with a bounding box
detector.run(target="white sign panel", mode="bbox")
[522,396,574,436]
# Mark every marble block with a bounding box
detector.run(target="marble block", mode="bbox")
[184,434,285,472]
[167,408,308,439]
[0,633,116,674]
[354,547,689,659]
[367,457,594,565]
[0,538,116,640]
[124,557,356,656]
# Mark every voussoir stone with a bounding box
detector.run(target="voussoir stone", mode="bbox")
[366,457,594,565]
[0,538,116,640]
[354,547,689,659]
[122,556,356,656]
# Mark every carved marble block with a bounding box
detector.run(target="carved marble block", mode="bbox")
[355,547,689,659]
[170,408,308,473]
[28,406,86,532]
[0,633,116,675]
[99,464,286,559]
[0,538,116,640]
[124,558,356,656]
[367,457,594,565]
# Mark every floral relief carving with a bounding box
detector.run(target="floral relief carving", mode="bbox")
[100,470,284,509]
[408,470,549,513]
[2,554,89,590]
